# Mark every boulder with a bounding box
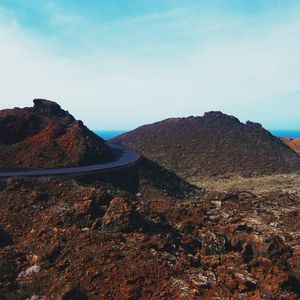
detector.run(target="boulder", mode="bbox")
[102,197,138,232]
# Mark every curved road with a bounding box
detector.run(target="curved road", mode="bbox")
[0,144,140,178]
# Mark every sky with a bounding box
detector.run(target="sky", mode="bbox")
[0,0,299,130]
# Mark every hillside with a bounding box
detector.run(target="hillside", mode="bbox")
[112,112,300,180]
[281,138,300,155]
[0,99,113,169]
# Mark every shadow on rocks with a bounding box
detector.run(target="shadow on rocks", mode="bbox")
[0,227,12,247]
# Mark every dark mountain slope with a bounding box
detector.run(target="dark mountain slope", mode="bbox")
[112,111,300,179]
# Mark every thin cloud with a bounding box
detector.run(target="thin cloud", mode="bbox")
[0,2,299,130]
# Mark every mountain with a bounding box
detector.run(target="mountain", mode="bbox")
[281,138,300,155]
[112,111,300,180]
[0,105,299,299]
[0,99,113,169]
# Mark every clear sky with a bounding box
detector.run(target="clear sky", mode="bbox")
[0,0,299,130]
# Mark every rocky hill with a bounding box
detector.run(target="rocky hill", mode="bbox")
[0,99,113,169]
[281,138,300,155]
[112,112,300,180]
[0,104,299,299]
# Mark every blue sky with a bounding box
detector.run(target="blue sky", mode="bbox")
[0,0,300,130]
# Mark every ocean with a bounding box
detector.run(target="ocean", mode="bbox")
[94,130,128,141]
[95,130,300,140]
[269,130,300,138]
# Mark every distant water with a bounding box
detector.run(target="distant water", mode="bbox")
[95,129,300,140]
[95,130,127,141]
[270,130,300,138]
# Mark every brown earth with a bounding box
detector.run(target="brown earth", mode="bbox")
[112,112,300,180]
[0,99,113,169]
[0,173,299,299]
[190,173,300,195]
[0,104,299,299]
[281,138,300,155]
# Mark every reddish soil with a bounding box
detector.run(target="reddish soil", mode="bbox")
[0,99,113,169]
[0,103,299,299]
[281,138,300,155]
[0,175,299,299]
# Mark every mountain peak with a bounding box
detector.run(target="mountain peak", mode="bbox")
[0,99,113,168]
[203,111,224,117]
[33,99,63,117]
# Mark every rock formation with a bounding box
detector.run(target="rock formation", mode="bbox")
[0,99,113,168]
[0,177,299,299]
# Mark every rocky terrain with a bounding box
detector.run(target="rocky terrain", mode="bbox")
[281,138,300,155]
[112,112,300,180]
[0,174,299,299]
[0,103,299,299]
[0,99,113,169]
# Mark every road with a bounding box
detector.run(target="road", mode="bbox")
[0,144,140,178]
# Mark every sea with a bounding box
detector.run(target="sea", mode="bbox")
[94,130,128,141]
[269,130,300,138]
[95,130,300,141]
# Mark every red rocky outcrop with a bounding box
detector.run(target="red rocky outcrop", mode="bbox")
[0,99,113,168]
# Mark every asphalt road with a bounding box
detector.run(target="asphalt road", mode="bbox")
[0,144,140,178]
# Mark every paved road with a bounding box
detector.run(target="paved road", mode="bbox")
[0,144,140,178]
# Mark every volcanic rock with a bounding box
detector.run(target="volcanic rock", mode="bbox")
[0,99,113,168]
[102,196,139,232]
[0,103,299,299]
[0,176,299,299]
[112,112,300,180]
[33,99,62,117]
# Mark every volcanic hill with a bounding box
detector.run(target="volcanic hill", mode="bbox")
[0,104,299,299]
[112,111,300,180]
[0,99,113,169]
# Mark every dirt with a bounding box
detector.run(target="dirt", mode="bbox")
[0,103,299,299]
[0,175,299,299]
[191,173,300,194]
[281,138,300,155]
